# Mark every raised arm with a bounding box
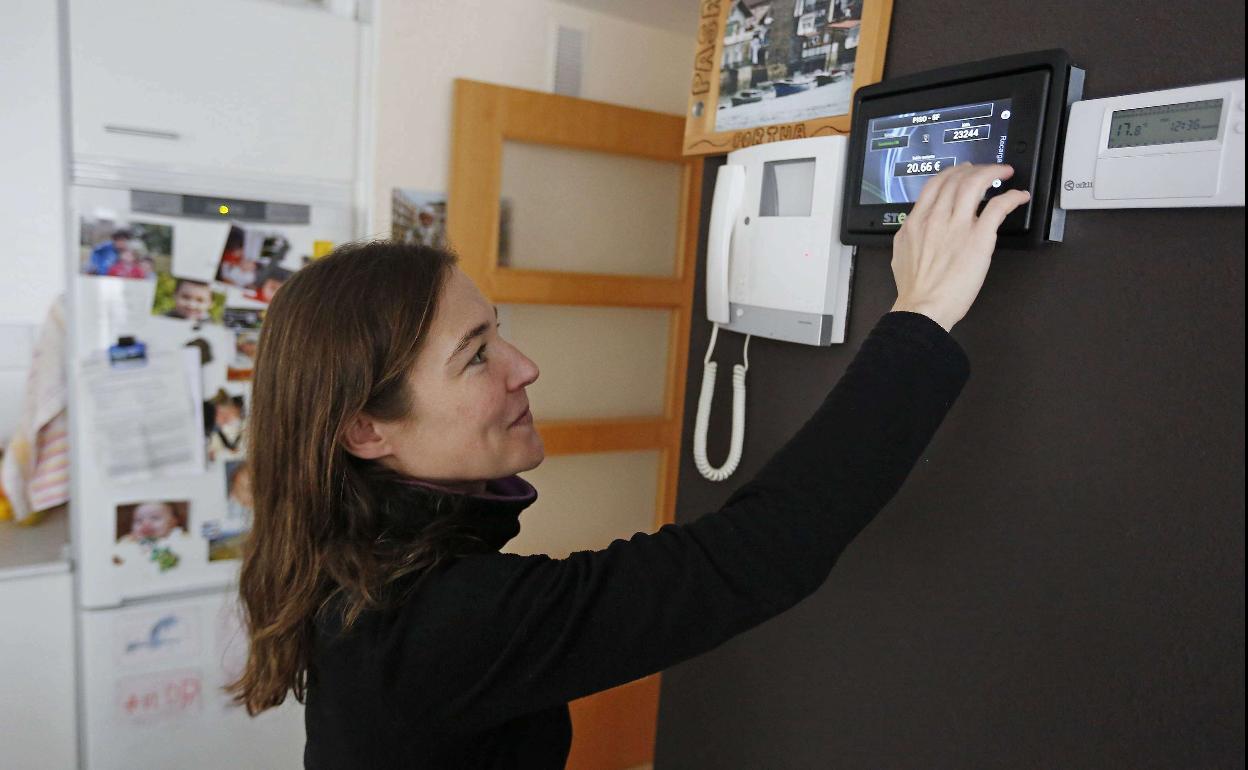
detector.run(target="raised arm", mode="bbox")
[352,165,1030,734]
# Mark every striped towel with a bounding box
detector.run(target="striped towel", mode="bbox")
[1,296,68,522]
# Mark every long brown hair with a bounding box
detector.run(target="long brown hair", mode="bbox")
[229,240,481,715]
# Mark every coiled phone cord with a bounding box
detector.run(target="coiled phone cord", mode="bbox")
[693,323,751,482]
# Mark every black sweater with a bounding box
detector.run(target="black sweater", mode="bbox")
[304,311,970,769]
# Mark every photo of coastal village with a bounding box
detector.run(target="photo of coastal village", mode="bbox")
[715,0,866,132]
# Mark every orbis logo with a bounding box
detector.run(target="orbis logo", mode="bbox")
[1064,179,1093,191]
[882,212,907,227]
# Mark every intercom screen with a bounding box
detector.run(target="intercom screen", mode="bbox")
[859,98,1014,205]
[760,158,816,217]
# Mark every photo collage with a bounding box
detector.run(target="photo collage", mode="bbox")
[81,217,321,571]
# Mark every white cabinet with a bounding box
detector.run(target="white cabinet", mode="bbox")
[0,569,78,770]
[70,0,360,184]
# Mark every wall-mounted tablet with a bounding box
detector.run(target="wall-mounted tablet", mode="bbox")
[842,50,1084,249]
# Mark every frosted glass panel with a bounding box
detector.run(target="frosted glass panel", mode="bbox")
[500,304,669,421]
[505,451,661,558]
[499,140,683,277]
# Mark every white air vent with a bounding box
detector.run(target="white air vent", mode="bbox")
[552,24,585,98]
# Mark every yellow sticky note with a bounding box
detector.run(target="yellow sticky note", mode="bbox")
[312,240,335,260]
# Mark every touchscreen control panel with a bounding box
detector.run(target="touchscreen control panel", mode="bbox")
[842,50,1084,249]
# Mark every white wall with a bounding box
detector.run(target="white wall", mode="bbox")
[0,0,68,444]
[0,0,68,326]
[370,0,695,234]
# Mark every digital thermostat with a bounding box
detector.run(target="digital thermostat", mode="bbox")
[841,50,1084,249]
[1060,79,1245,208]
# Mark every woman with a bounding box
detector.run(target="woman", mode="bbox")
[231,164,1029,767]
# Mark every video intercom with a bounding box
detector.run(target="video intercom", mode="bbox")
[695,136,855,481]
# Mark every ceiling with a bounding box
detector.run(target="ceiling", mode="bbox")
[557,0,700,36]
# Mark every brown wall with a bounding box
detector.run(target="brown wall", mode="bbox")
[655,1,1246,766]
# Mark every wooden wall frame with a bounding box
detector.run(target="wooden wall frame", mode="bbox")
[684,0,894,155]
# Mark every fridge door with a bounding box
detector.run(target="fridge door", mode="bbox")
[78,588,304,769]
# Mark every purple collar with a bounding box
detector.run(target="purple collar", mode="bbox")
[399,474,537,506]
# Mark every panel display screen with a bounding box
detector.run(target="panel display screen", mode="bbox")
[760,158,816,217]
[859,98,1014,205]
[1107,99,1223,149]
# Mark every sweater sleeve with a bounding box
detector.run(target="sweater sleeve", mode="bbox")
[371,311,970,733]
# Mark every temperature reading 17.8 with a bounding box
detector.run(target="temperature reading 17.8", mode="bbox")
[1108,98,1223,149]
[894,157,956,178]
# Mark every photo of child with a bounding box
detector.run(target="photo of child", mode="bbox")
[215,227,293,292]
[114,500,191,573]
[117,500,187,543]
[152,274,225,325]
[203,389,246,462]
[244,265,292,304]
[80,218,171,281]
[203,461,253,562]
[226,331,258,381]
[215,225,263,289]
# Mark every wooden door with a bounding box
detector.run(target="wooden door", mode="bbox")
[448,79,701,769]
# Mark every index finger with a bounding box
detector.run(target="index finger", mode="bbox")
[953,164,1018,219]
[908,163,963,221]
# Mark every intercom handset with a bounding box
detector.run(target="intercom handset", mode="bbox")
[695,136,856,481]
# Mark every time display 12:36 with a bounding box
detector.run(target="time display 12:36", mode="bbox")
[1108,98,1223,149]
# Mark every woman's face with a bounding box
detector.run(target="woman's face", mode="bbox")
[375,268,542,488]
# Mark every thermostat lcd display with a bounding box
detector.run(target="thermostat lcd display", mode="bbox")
[1106,99,1223,149]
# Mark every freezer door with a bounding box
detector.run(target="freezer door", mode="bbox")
[78,589,304,769]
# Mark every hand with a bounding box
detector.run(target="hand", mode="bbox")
[890,163,1031,331]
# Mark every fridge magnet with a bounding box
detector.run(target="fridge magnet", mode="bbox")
[226,331,258,382]
[151,273,225,326]
[204,389,246,463]
[108,336,148,369]
[203,460,253,562]
[392,188,513,265]
[114,500,192,573]
[683,0,893,155]
[112,605,203,668]
[114,668,204,725]
[79,217,172,280]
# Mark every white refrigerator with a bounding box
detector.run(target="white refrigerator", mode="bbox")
[67,175,355,769]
